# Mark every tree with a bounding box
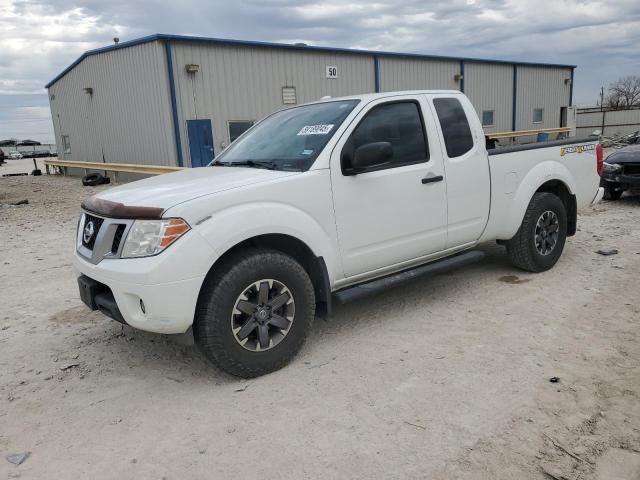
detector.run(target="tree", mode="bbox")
[606,75,640,108]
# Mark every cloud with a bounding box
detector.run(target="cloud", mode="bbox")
[1,0,639,141]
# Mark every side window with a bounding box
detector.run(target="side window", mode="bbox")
[533,108,544,124]
[228,121,254,143]
[481,110,494,127]
[343,101,428,173]
[433,98,474,158]
[61,135,71,154]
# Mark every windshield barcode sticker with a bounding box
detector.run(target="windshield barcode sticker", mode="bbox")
[297,124,334,136]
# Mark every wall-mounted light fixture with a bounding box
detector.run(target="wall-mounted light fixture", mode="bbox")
[83,87,93,95]
[454,74,464,82]
[185,64,200,73]
[564,78,572,85]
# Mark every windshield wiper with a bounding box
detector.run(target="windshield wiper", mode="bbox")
[212,160,277,170]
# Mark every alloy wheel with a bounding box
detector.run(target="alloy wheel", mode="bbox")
[230,279,295,351]
[534,210,559,256]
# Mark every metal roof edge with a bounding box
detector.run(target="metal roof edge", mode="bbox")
[45,34,163,88]
[45,33,577,89]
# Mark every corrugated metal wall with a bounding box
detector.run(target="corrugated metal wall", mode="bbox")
[48,41,177,166]
[515,66,571,131]
[576,108,640,137]
[464,62,513,132]
[378,57,460,92]
[47,37,577,168]
[171,42,375,164]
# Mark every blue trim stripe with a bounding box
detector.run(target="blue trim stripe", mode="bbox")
[373,55,380,93]
[512,65,518,131]
[45,33,577,89]
[569,68,574,105]
[459,60,465,93]
[164,41,183,168]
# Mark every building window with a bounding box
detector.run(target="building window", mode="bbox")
[533,108,544,124]
[282,86,297,105]
[228,121,254,143]
[481,110,494,127]
[433,97,474,158]
[61,135,71,154]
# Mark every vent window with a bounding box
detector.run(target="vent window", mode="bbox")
[282,86,297,105]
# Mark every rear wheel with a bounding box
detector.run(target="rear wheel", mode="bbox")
[194,249,315,378]
[506,192,567,272]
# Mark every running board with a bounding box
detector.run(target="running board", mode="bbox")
[332,250,485,305]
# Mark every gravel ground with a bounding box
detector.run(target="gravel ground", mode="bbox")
[1,174,639,480]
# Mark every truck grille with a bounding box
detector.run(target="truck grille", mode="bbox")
[111,224,126,254]
[622,163,640,176]
[81,214,104,250]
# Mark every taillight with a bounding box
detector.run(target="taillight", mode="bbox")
[596,143,603,176]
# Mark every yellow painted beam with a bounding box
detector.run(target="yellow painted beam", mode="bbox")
[486,127,571,140]
[45,159,184,176]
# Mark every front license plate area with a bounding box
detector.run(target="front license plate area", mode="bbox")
[77,275,106,310]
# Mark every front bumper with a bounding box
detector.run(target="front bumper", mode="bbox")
[601,172,640,187]
[73,228,217,334]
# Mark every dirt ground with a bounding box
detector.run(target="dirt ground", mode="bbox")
[1,173,639,480]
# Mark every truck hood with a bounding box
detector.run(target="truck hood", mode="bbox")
[93,167,298,211]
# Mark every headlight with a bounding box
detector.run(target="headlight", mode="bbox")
[603,162,622,173]
[121,218,190,258]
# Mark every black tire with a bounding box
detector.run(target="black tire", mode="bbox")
[506,192,567,273]
[194,249,315,378]
[82,173,106,186]
[603,186,623,201]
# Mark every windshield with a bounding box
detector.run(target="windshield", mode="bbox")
[212,99,359,171]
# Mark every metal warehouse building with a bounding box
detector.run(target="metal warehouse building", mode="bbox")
[46,33,576,168]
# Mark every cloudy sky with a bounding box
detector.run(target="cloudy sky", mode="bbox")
[1,0,639,143]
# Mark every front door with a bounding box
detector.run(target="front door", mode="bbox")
[330,97,448,278]
[187,119,214,167]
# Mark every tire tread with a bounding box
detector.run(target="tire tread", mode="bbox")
[506,192,566,273]
[194,248,315,378]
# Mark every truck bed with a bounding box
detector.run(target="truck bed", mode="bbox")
[480,137,601,242]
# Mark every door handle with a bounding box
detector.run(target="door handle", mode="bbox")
[421,175,444,184]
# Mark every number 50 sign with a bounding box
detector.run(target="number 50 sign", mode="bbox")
[326,66,338,79]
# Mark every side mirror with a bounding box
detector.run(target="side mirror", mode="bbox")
[352,142,393,172]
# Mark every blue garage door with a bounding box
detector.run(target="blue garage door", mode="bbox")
[186,119,214,167]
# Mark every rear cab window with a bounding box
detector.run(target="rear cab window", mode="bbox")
[433,98,474,158]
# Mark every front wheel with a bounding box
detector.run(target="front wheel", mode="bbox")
[506,192,567,273]
[194,249,315,378]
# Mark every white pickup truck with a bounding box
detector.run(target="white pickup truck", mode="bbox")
[74,90,604,377]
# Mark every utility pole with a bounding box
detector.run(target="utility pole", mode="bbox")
[600,86,606,134]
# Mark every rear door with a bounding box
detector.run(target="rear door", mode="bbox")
[430,95,491,247]
[330,95,448,278]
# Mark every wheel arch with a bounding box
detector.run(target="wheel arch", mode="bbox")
[535,179,577,236]
[493,160,578,241]
[198,233,332,316]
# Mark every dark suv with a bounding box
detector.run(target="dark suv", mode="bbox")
[601,145,640,200]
